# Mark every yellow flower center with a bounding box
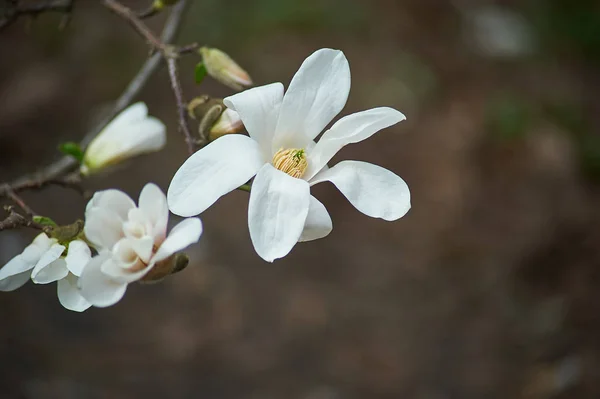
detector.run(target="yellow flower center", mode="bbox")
[272,148,308,178]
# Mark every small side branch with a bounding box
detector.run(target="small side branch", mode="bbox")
[0,207,46,232]
[0,0,74,31]
[167,57,196,154]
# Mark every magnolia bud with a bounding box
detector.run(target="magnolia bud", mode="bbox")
[81,102,166,175]
[187,96,244,141]
[209,108,244,140]
[199,47,252,91]
[141,253,189,283]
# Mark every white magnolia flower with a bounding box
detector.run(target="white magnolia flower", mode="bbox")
[81,102,166,175]
[0,233,92,312]
[168,48,411,262]
[80,183,202,307]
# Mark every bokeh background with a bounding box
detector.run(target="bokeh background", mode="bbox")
[1,0,600,398]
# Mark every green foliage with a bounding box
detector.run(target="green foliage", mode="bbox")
[194,62,208,84]
[58,142,84,163]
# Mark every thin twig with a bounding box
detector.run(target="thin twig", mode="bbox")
[0,0,73,31]
[167,57,196,154]
[102,0,168,54]
[0,0,189,198]
[0,207,46,232]
[2,186,35,216]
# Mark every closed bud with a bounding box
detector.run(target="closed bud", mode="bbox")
[141,253,189,283]
[209,108,244,140]
[81,102,166,175]
[187,96,245,141]
[199,47,252,91]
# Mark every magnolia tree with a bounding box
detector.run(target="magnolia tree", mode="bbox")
[0,0,411,311]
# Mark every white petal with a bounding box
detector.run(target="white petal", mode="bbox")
[95,102,149,142]
[0,233,53,289]
[310,161,410,221]
[248,164,310,262]
[57,274,91,312]
[31,243,68,284]
[64,240,92,277]
[223,83,284,154]
[0,271,31,292]
[111,239,143,270]
[305,107,406,180]
[138,183,169,241]
[21,233,55,263]
[273,48,351,150]
[153,217,203,263]
[84,208,126,250]
[131,236,154,264]
[0,255,33,281]
[299,196,333,242]
[78,254,128,307]
[85,189,136,218]
[168,134,265,217]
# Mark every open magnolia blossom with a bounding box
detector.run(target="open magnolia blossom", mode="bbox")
[0,233,92,312]
[168,48,411,262]
[81,102,166,175]
[80,183,202,307]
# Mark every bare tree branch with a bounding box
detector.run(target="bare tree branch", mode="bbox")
[167,57,196,154]
[102,0,197,154]
[0,0,73,31]
[0,0,190,198]
[0,207,47,232]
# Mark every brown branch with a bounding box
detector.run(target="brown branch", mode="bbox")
[0,207,47,232]
[103,0,168,54]
[0,0,73,31]
[2,185,35,216]
[102,0,196,154]
[0,0,190,199]
[167,57,196,154]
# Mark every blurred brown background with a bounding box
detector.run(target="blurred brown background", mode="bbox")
[1,0,600,398]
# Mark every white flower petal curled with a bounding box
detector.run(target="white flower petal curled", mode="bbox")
[138,183,169,241]
[299,196,333,242]
[57,274,92,312]
[310,160,411,221]
[81,102,166,175]
[223,83,284,156]
[305,107,406,180]
[168,134,264,217]
[0,233,54,291]
[273,48,351,148]
[79,253,128,308]
[31,243,67,284]
[153,217,202,263]
[248,164,310,262]
[64,239,92,276]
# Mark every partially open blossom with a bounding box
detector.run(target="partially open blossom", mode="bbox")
[209,108,244,140]
[80,183,202,307]
[200,47,253,91]
[0,233,92,312]
[81,102,166,175]
[168,48,410,262]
